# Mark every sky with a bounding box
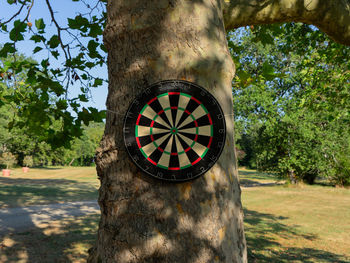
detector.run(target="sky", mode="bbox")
[0,0,108,111]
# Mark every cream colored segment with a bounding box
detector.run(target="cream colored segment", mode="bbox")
[154,133,170,147]
[179,133,194,147]
[175,136,191,167]
[157,95,173,126]
[192,141,207,157]
[154,115,171,128]
[178,94,191,108]
[141,105,158,120]
[191,104,207,119]
[142,140,157,156]
[142,105,170,128]
[178,127,197,135]
[151,127,170,135]
[137,126,151,137]
[176,95,190,126]
[198,125,212,136]
[175,134,185,152]
[177,114,193,129]
[157,150,170,168]
[164,135,174,152]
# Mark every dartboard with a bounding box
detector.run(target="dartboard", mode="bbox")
[123,80,226,182]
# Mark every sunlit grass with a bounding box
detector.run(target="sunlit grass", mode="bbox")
[240,170,350,262]
[0,168,349,262]
[0,167,99,208]
[0,214,99,263]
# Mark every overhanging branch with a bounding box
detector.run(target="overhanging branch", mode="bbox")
[223,0,350,46]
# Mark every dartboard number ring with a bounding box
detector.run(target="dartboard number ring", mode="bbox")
[123,80,226,182]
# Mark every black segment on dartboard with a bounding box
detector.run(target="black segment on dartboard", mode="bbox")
[169,135,180,169]
[138,115,169,130]
[176,134,201,164]
[123,80,226,182]
[138,132,168,148]
[176,98,200,128]
[169,93,180,127]
[148,99,172,128]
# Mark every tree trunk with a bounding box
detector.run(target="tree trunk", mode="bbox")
[88,0,246,262]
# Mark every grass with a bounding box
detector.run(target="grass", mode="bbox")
[0,167,99,208]
[0,214,99,263]
[240,169,350,262]
[0,167,349,262]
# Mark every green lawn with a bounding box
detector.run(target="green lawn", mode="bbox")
[240,169,350,262]
[0,167,349,262]
[0,167,99,208]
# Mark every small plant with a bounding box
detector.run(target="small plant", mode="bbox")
[0,152,17,169]
[23,156,34,167]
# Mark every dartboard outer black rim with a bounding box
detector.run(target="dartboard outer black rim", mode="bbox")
[123,80,226,182]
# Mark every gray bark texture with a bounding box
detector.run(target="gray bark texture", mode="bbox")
[223,0,350,46]
[88,0,246,262]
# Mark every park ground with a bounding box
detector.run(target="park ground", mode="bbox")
[0,167,349,262]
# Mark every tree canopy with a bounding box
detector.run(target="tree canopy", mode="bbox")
[231,23,350,185]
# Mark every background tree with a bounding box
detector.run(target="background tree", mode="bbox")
[231,24,350,186]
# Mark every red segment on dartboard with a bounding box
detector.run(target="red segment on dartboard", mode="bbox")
[191,157,201,165]
[207,137,213,148]
[191,96,201,104]
[147,97,157,105]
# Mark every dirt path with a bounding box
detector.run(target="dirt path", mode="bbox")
[0,201,100,235]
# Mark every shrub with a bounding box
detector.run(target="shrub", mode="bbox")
[23,156,34,167]
[0,152,17,169]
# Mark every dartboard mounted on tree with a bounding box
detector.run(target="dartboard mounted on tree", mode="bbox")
[123,80,226,182]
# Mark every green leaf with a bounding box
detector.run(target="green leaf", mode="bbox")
[30,34,45,43]
[1,24,8,32]
[51,51,59,59]
[48,35,60,48]
[67,15,89,30]
[0,43,16,57]
[262,62,276,80]
[33,46,43,54]
[35,18,46,31]
[78,94,89,102]
[87,40,99,58]
[88,23,103,38]
[93,78,103,87]
[10,20,26,41]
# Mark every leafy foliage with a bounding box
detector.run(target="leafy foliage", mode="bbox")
[0,0,106,147]
[23,155,33,167]
[230,24,350,185]
[0,152,16,169]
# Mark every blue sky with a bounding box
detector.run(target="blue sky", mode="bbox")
[0,0,108,111]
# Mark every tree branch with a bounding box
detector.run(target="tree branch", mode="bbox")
[223,0,350,46]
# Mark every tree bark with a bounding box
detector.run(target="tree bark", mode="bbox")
[223,0,350,46]
[88,0,246,262]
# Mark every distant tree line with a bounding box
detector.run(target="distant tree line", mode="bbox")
[230,24,350,186]
[0,106,104,167]
[0,52,104,168]
[0,101,103,167]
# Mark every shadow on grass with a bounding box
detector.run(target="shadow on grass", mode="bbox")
[0,177,98,208]
[0,175,100,262]
[239,170,277,180]
[244,209,349,263]
[239,170,283,187]
[0,213,99,262]
[32,167,63,170]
